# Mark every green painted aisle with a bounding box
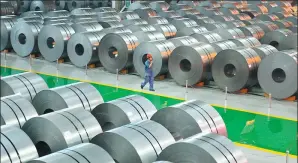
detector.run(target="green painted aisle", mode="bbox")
[1,67,297,156]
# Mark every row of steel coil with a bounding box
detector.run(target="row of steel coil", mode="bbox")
[1,72,246,163]
[1,1,297,100]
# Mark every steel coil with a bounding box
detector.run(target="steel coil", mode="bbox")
[158,10,181,21]
[32,82,103,114]
[248,3,268,14]
[43,19,73,25]
[119,11,140,20]
[188,17,215,25]
[121,18,148,26]
[71,22,103,32]
[242,19,263,25]
[30,0,55,12]
[134,8,158,20]
[46,10,70,18]
[258,50,297,99]
[255,21,279,33]
[20,0,31,12]
[153,24,177,38]
[260,29,293,50]
[280,33,298,50]
[98,20,123,28]
[168,42,216,85]
[133,40,176,77]
[238,25,265,40]
[175,1,200,7]
[169,36,199,47]
[91,95,157,131]
[214,28,245,39]
[71,8,95,15]
[55,0,66,10]
[96,11,121,21]
[231,36,261,47]
[275,1,292,7]
[105,27,132,34]
[184,13,208,20]
[6,1,19,14]
[134,31,166,42]
[274,19,294,29]
[16,16,44,24]
[72,17,97,23]
[1,94,38,128]
[67,31,106,67]
[150,1,170,12]
[169,3,193,10]
[232,13,252,20]
[191,32,224,43]
[170,18,197,30]
[285,16,298,25]
[212,47,261,92]
[91,120,175,163]
[127,1,150,11]
[98,32,139,73]
[157,132,247,163]
[98,16,121,22]
[21,11,48,19]
[252,44,278,59]
[1,127,38,163]
[197,7,224,17]
[273,12,293,19]
[0,18,16,50]
[241,10,261,18]
[224,20,246,28]
[94,7,117,12]
[211,15,235,22]
[22,107,103,156]
[0,1,15,16]
[222,2,244,9]
[256,13,280,22]
[126,24,155,32]
[147,16,168,24]
[201,22,228,31]
[66,1,86,11]
[177,9,200,16]
[288,25,297,33]
[269,6,292,14]
[176,26,208,37]
[210,40,238,53]
[198,1,220,8]
[219,7,240,15]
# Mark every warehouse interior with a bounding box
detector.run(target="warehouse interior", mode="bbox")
[0,0,297,163]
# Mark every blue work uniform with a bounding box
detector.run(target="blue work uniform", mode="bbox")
[141,60,154,90]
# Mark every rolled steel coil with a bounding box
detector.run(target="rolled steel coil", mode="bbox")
[91,120,176,163]
[134,31,166,42]
[169,3,193,10]
[170,18,197,30]
[22,107,103,156]
[98,32,139,73]
[258,50,297,99]
[210,40,238,53]
[224,20,246,28]
[260,29,293,50]
[232,13,252,20]
[70,13,97,20]
[242,19,263,25]
[71,8,95,15]
[197,7,224,17]
[121,18,148,26]
[32,82,103,114]
[119,11,140,20]
[212,47,261,92]
[222,2,244,9]
[98,20,123,28]
[214,28,246,39]
[256,13,280,22]
[275,1,292,7]
[43,18,73,25]
[176,9,200,16]
[238,25,265,40]
[127,1,150,11]
[169,36,199,47]
[67,31,106,67]
[91,95,157,131]
[263,2,278,10]
[133,40,176,77]
[126,24,156,32]
[72,17,97,23]
[149,1,170,12]
[65,1,86,11]
[188,17,215,25]
[98,16,121,22]
[46,10,70,18]
[94,7,116,12]
[288,25,297,33]
[198,1,221,8]
[28,143,115,163]
[105,27,132,34]
[241,10,261,18]
[153,24,177,39]
[255,21,279,33]
[158,10,181,20]
[71,22,103,32]
[269,6,292,14]
[175,1,200,7]
[55,0,66,10]
[1,94,38,128]
[96,11,121,21]
[30,0,56,12]
[248,3,268,14]
[285,16,298,25]
[191,32,224,44]
[274,19,294,29]
[168,42,217,86]
[156,133,247,163]
[219,7,240,15]
[176,26,208,37]
[0,18,16,51]
[280,33,298,50]
[151,100,226,140]
[38,24,75,62]
[201,22,228,31]
[1,127,38,163]
[252,44,278,59]
[273,12,293,19]
[0,1,15,16]
[19,0,31,12]
[231,36,261,47]
[184,13,208,20]
[211,15,235,22]
[21,11,48,19]
[16,16,44,24]
[134,8,158,20]
[147,16,168,24]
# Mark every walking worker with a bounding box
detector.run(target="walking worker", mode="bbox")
[141,53,155,91]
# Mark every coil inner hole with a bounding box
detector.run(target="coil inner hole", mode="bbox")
[102,122,116,131]
[108,47,118,58]
[35,7,40,11]
[44,108,54,114]
[18,33,26,45]
[47,37,55,49]
[272,68,286,83]
[269,41,279,48]
[75,44,84,56]
[72,1,77,7]
[36,141,51,157]
[224,64,237,78]
[180,59,191,72]
[142,54,149,65]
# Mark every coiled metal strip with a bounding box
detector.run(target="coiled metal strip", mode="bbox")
[153,24,177,39]
[238,25,265,40]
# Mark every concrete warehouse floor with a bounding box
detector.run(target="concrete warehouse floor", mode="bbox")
[1,53,297,163]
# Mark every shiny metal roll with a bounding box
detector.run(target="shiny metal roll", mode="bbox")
[242,19,263,25]
[94,7,117,12]
[10,21,43,57]
[191,32,224,43]
[38,24,75,62]
[72,17,97,23]
[156,133,247,163]
[238,25,265,40]
[274,1,292,7]
[1,94,38,128]
[258,50,297,99]
[288,25,297,33]
[170,18,197,30]
[212,47,261,92]
[151,100,226,140]
[55,0,66,10]
[71,22,103,32]
[248,3,268,14]
[16,16,44,24]
[121,18,148,26]
[91,120,176,163]
[134,8,158,20]
[98,20,123,28]
[71,8,95,15]
[176,9,200,16]
[252,44,278,59]
[1,127,38,163]
[280,33,297,50]
[219,7,240,15]
[198,1,220,8]
[210,40,238,53]
[273,12,293,19]
[126,24,156,32]
[184,13,208,20]
[147,16,168,24]
[21,11,48,19]
[211,15,235,22]
[241,10,261,18]
[188,17,215,25]
[224,20,246,28]
[46,10,70,18]
[214,28,245,39]
[168,42,216,85]
[66,1,86,11]
[30,0,56,12]
[260,29,293,50]
[197,7,224,17]
[169,3,192,10]
[153,24,177,39]
[256,13,280,21]
[133,40,176,77]
[67,31,106,67]
[201,22,228,31]
[285,16,297,25]
[150,1,170,12]
[105,27,132,34]
[169,36,199,47]
[222,2,244,9]
[232,13,252,20]
[43,19,73,25]
[231,36,261,47]
[176,26,208,37]
[19,0,31,12]
[22,107,103,156]
[91,95,157,131]
[96,11,121,21]
[119,11,140,20]
[269,6,292,14]
[98,16,121,22]
[158,10,181,20]
[32,82,103,114]
[0,18,16,50]
[127,1,150,11]
[134,31,166,42]
[98,32,139,73]
[274,19,294,29]
[255,21,279,33]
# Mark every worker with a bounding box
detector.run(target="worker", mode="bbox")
[141,54,155,91]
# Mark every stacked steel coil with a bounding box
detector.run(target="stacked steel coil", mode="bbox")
[224,20,246,28]
[98,20,123,28]
[201,22,228,31]
[260,29,293,50]
[30,0,56,12]
[252,44,279,59]
[238,25,265,40]
[0,1,16,16]
[134,7,158,20]
[147,16,169,24]
[231,36,262,47]
[210,40,238,53]
[170,18,198,30]
[191,32,224,43]
[176,26,208,37]
[119,11,140,20]
[153,23,177,38]
[255,21,279,33]
[134,31,166,42]
[127,24,156,32]
[0,17,16,50]
[214,28,246,39]
[280,33,297,50]
[71,22,103,32]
